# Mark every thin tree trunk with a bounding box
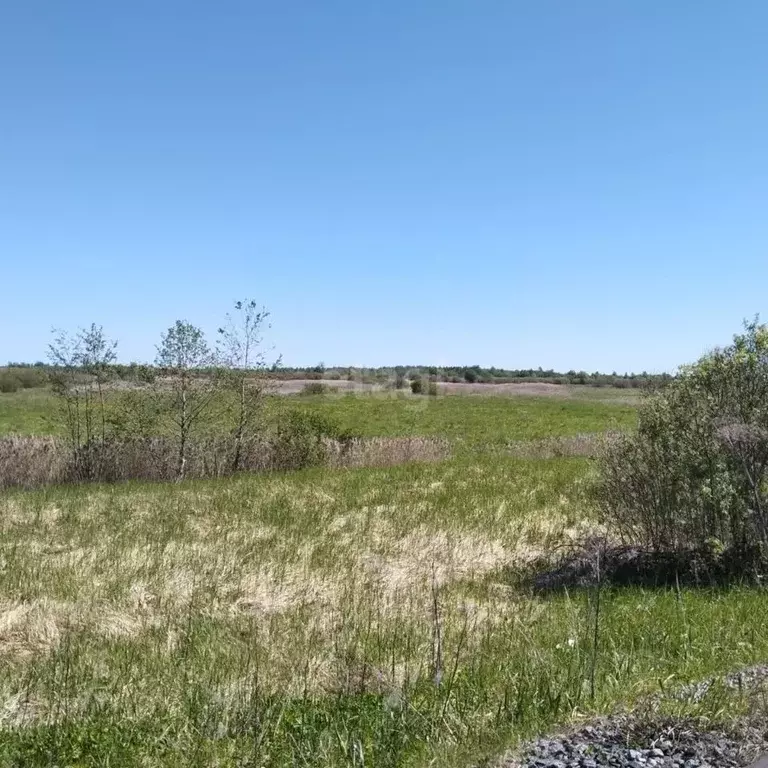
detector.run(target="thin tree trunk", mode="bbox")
[178,381,188,480]
[233,376,247,472]
[97,377,107,442]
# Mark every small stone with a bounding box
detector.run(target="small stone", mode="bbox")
[650,749,665,758]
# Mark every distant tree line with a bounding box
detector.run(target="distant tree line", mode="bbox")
[271,365,672,389]
[3,361,671,393]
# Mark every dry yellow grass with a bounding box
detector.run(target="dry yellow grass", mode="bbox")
[0,459,591,688]
[1,456,768,767]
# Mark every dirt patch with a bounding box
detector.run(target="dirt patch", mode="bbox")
[438,381,570,397]
[274,379,385,394]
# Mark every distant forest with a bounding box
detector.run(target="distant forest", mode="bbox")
[3,361,672,392]
[272,364,671,389]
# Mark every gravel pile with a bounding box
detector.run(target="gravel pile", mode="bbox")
[670,664,768,704]
[499,715,768,768]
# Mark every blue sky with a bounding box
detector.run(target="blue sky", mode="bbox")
[2,1,767,372]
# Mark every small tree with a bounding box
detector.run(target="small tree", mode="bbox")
[217,300,279,472]
[410,376,438,396]
[47,324,118,479]
[155,320,218,480]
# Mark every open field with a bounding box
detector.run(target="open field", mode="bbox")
[1,457,768,765]
[283,393,636,448]
[0,386,637,446]
[1,383,765,766]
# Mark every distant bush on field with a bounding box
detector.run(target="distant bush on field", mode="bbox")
[0,374,21,393]
[0,367,48,392]
[596,319,768,574]
[410,378,438,396]
[300,382,329,395]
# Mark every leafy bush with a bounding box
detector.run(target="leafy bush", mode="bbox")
[410,378,437,396]
[596,319,768,563]
[6,368,47,388]
[300,382,328,395]
[271,410,350,470]
[0,374,20,393]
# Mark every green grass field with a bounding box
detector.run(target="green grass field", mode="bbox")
[1,385,761,766]
[0,456,766,766]
[0,387,637,446]
[0,389,59,435]
[282,392,636,446]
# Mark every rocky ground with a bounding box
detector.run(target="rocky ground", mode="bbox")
[490,666,768,768]
[504,717,766,768]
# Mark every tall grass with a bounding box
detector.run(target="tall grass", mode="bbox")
[0,457,767,765]
[0,435,451,490]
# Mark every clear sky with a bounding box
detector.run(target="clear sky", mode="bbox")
[2,2,767,373]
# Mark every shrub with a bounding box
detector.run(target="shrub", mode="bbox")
[300,382,328,395]
[595,319,768,563]
[1,368,47,389]
[271,411,350,470]
[16,368,47,388]
[0,374,20,393]
[410,378,438,396]
[0,433,449,490]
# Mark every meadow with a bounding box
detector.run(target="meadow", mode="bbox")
[0,385,765,766]
[0,385,637,445]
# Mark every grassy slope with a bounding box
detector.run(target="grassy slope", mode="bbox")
[0,457,767,766]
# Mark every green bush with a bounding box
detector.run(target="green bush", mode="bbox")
[596,319,768,562]
[11,368,47,388]
[300,382,328,395]
[0,374,20,393]
[410,378,438,396]
[271,410,351,470]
